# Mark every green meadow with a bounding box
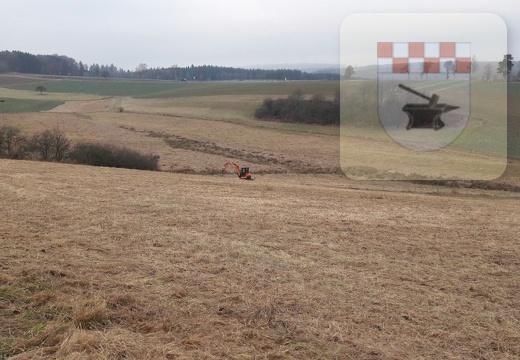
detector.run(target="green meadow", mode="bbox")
[2,77,339,98]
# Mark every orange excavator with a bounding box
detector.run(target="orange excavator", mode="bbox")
[223,162,254,180]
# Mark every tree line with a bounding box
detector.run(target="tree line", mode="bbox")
[344,54,517,82]
[132,64,338,81]
[0,50,338,81]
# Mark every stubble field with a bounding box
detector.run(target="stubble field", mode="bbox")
[1,75,519,359]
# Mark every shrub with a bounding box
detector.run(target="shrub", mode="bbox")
[30,129,54,160]
[69,142,159,171]
[0,126,159,171]
[30,127,71,161]
[254,90,339,125]
[0,125,28,159]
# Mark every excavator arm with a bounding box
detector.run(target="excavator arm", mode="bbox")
[223,162,254,180]
[224,162,241,176]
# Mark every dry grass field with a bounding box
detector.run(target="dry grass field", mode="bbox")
[1,160,519,359]
[1,76,520,359]
[3,109,341,175]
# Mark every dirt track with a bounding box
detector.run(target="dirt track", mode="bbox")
[46,98,119,113]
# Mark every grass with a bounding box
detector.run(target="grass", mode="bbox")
[1,160,519,359]
[0,111,341,173]
[135,80,339,99]
[123,81,339,128]
[2,78,339,99]
[0,75,49,86]
[0,98,64,113]
[2,79,184,97]
[1,75,520,358]
[0,91,97,102]
[1,76,340,132]
[120,95,341,133]
[2,76,518,180]
[339,80,514,179]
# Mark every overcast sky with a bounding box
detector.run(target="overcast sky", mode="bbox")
[0,0,518,70]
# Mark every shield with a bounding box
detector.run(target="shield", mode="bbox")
[341,14,507,180]
[377,42,471,151]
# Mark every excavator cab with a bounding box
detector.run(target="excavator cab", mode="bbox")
[239,167,250,178]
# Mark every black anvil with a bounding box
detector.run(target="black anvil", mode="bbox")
[399,84,459,130]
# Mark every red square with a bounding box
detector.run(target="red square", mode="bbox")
[440,42,455,57]
[409,42,424,57]
[456,58,471,73]
[424,58,440,73]
[393,58,409,73]
[378,42,393,57]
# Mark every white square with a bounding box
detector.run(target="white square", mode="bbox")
[456,43,471,57]
[424,42,439,57]
[408,57,424,73]
[393,43,408,57]
[377,57,393,72]
[378,58,392,65]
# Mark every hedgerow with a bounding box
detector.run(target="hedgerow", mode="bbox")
[0,125,159,171]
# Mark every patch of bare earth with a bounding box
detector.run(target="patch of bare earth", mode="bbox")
[46,98,119,113]
[1,160,519,359]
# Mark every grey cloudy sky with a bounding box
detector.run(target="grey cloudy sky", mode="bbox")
[0,0,518,70]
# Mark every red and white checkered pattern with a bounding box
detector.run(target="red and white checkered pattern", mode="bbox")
[377,42,471,74]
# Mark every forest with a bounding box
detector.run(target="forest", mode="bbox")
[0,50,338,81]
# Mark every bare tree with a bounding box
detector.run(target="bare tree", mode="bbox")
[31,128,70,161]
[444,60,455,79]
[136,63,147,78]
[344,65,355,80]
[483,63,493,81]
[171,64,179,80]
[52,128,70,161]
[0,125,7,157]
[0,125,26,158]
[421,61,433,79]
[471,55,479,74]
[31,129,54,160]
[357,81,375,110]
[288,89,304,102]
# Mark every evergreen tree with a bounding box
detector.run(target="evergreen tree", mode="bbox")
[497,54,514,80]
